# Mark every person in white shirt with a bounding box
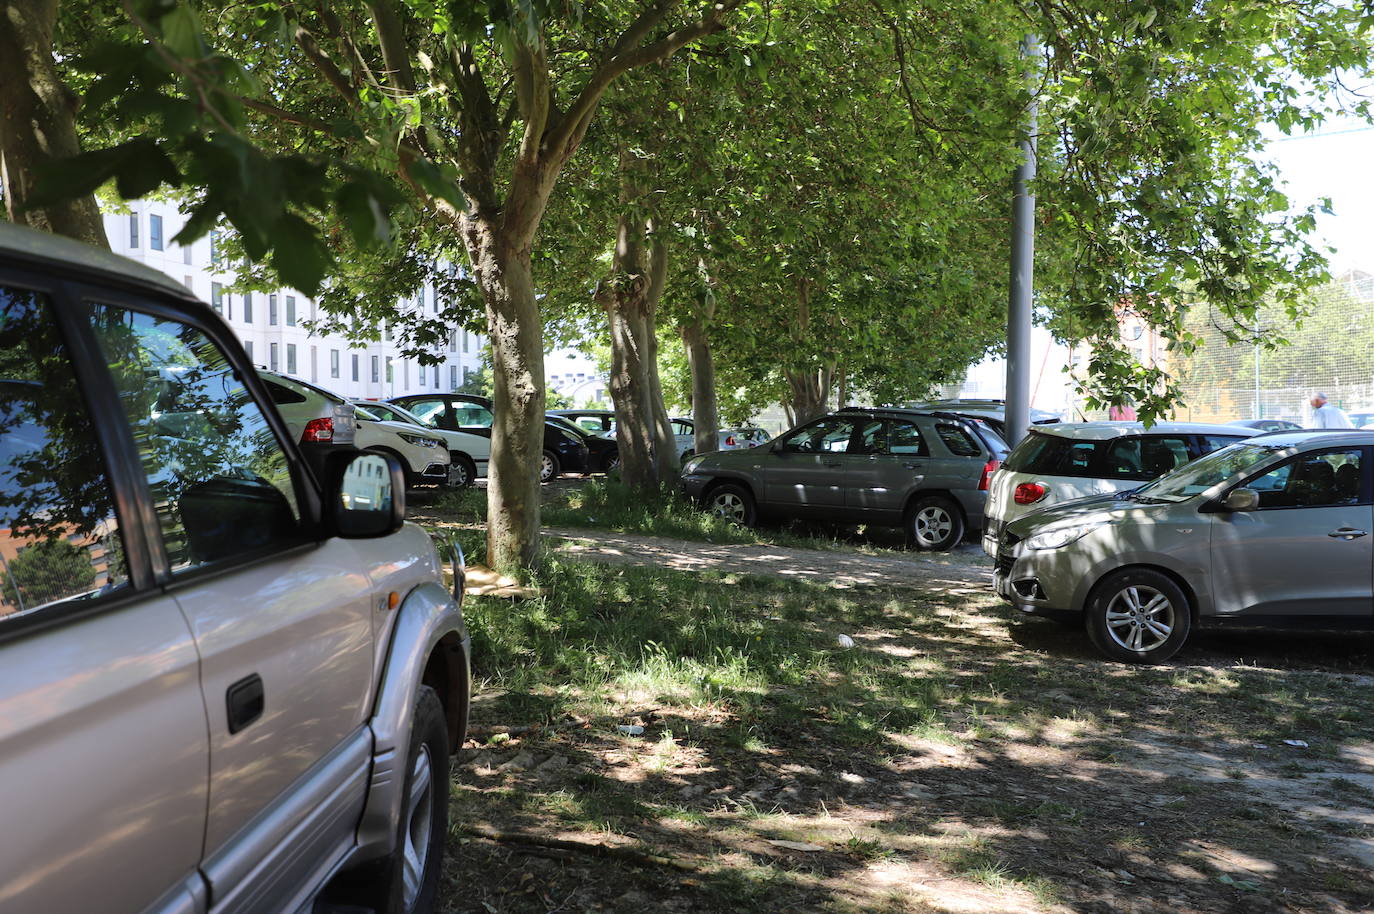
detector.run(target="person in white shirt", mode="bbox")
[1310,392,1354,428]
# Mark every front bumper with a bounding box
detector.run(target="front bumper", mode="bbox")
[992,536,1078,616]
[680,473,711,501]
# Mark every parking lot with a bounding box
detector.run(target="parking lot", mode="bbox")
[416,479,1374,914]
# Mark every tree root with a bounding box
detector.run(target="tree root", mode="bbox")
[458,823,700,872]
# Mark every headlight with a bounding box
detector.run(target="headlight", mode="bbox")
[682,456,706,474]
[399,433,440,448]
[1024,525,1092,550]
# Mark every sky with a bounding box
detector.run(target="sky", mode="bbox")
[1264,117,1374,275]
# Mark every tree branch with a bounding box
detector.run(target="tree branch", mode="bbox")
[366,0,417,92]
[295,24,360,108]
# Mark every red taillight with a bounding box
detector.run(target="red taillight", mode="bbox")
[725,435,737,446]
[302,417,334,443]
[978,458,1001,491]
[1014,482,1047,505]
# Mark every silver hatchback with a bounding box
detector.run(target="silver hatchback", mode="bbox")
[994,431,1374,662]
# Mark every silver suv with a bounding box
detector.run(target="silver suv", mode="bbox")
[681,407,1007,550]
[0,224,470,913]
[994,430,1374,662]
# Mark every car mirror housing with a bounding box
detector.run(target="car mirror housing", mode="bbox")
[324,450,406,537]
[1223,487,1260,512]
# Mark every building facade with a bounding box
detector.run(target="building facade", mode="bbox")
[105,200,488,400]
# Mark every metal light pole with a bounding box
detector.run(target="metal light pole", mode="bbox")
[1004,34,1040,447]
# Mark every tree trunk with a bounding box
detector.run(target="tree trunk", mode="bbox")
[836,368,848,409]
[462,220,545,570]
[600,202,658,491]
[682,319,719,456]
[784,366,833,425]
[0,0,108,247]
[644,233,678,479]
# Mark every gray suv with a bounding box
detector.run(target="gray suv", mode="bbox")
[681,407,1008,550]
[0,223,470,913]
[995,430,1374,662]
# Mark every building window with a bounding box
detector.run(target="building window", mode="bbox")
[462,331,469,353]
[244,340,254,362]
[433,365,440,389]
[448,331,456,353]
[183,275,193,291]
[269,342,279,371]
[268,294,278,325]
[210,282,223,314]
[351,353,360,382]
[182,240,192,265]
[403,360,410,390]
[385,357,394,384]
[330,349,340,379]
[286,343,297,375]
[209,230,221,268]
[450,365,458,390]
[384,322,392,342]
[372,355,380,383]
[310,346,318,383]
[286,296,296,326]
[241,291,253,323]
[149,214,163,251]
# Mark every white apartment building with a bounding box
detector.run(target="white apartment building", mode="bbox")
[105,200,488,400]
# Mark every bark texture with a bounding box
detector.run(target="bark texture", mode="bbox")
[644,233,678,478]
[681,316,719,457]
[0,0,109,247]
[784,366,833,425]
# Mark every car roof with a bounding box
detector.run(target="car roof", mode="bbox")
[0,221,195,301]
[1026,421,1260,441]
[1242,429,1374,446]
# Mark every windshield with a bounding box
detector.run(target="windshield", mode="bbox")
[1135,442,1292,502]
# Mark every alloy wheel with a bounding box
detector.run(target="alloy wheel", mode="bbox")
[540,454,556,482]
[711,492,746,523]
[1104,585,1175,653]
[401,745,433,910]
[914,506,953,546]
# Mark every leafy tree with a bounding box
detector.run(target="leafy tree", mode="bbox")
[1,537,96,611]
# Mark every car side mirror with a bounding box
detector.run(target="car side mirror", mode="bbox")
[1223,488,1260,512]
[324,450,405,537]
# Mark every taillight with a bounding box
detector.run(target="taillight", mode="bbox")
[725,435,737,446]
[302,417,334,443]
[978,458,1001,491]
[1014,482,1047,505]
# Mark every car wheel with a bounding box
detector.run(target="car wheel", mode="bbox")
[540,450,560,483]
[706,483,756,526]
[340,686,449,913]
[906,495,964,551]
[1085,568,1191,663]
[604,449,620,472]
[447,453,476,489]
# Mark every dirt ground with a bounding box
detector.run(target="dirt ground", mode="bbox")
[426,486,1374,914]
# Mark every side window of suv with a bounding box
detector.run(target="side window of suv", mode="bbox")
[451,401,494,429]
[888,420,928,456]
[0,287,129,619]
[934,423,980,457]
[86,304,304,573]
[1251,450,1363,508]
[782,417,856,453]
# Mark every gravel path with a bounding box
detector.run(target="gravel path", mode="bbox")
[543,526,994,594]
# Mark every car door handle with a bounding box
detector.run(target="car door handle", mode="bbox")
[903,463,925,470]
[226,674,265,734]
[823,461,842,467]
[1328,528,1368,540]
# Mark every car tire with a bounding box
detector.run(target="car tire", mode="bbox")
[906,495,964,551]
[540,450,560,483]
[1085,568,1192,664]
[706,482,756,527]
[448,453,476,489]
[340,686,449,913]
[604,449,620,473]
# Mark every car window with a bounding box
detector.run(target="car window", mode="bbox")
[1200,434,1248,454]
[452,402,494,428]
[405,399,448,429]
[0,286,130,619]
[366,403,409,424]
[1003,433,1097,476]
[934,423,980,457]
[781,417,856,454]
[575,416,604,433]
[1249,449,1363,509]
[671,420,693,436]
[87,304,304,573]
[888,420,929,456]
[1101,436,1190,480]
[263,380,307,405]
[355,405,381,421]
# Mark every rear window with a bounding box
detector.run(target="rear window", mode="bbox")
[1200,434,1248,454]
[934,423,981,457]
[1003,433,1098,477]
[263,380,307,405]
[1101,436,1190,480]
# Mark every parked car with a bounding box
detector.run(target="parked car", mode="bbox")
[681,407,1008,550]
[547,413,619,473]
[900,398,1062,439]
[1230,417,1303,431]
[389,393,589,482]
[551,408,616,438]
[993,430,1374,662]
[1348,410,1374,429]
[352,402,451,487]
[354,399,490,487]
[982,421,1258,556]
[0,221,470,913]
[256,369,358,479]
[671,417,772,459]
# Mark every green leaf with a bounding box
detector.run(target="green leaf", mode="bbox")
[267,214,333,296]
[158,4,208,60]
[113,140,182,198]
[406,159,467,212]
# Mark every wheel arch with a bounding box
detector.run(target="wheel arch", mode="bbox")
[701,474,757,504]
[1083,562,1200,623]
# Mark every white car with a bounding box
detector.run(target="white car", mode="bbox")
[353,404,451,487]
[671,417,771,459]
[351,399,491,487]
[982,421,1259,556]
[256,370,357,477]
